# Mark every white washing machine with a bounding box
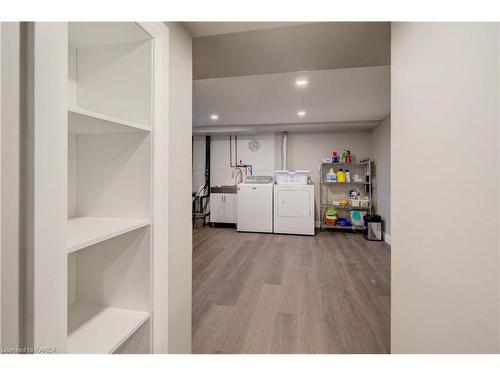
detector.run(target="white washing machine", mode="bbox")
[274,184,315,235]
[237,176,274,233]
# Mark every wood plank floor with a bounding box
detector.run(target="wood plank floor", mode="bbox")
[192,227,391,354]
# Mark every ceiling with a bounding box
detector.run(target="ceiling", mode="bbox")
[193,66,390,130]
[192,22,390,79]
[191,22,391,133]
[183,22,308,37]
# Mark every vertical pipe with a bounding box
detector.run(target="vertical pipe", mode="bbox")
[205,135,210,196]
[281,132,288,170]
[235,135,238,164]
[229,135,232,166]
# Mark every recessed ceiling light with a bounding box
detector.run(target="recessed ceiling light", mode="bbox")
[297,110,306,117]
[210,114,219,121]
[295,79,308,87]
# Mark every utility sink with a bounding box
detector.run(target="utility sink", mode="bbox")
[210,185,238,194]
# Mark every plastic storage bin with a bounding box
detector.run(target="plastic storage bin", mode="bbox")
[350,210,366,227]
[275,170,310,185]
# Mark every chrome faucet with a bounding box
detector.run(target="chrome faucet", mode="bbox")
[232,168,243,185]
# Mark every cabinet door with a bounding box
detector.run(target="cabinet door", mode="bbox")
[210,194,224,222]
[277,190,311,218]
[223,194,237,224]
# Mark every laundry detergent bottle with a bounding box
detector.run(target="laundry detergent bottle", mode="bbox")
[326,168,337,182]
[337,168,346,183]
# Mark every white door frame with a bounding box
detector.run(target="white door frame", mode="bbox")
[0,21,3,350]
[136,22,170,355]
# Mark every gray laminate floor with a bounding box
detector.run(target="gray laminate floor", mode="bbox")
[192,227,391,354]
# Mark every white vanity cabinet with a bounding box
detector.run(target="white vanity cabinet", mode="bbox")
[210,193,237,224]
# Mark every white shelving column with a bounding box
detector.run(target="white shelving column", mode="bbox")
[24,22,170,354]
[23,22,68,353]
[0,22,3,349]
[66,22,154,354]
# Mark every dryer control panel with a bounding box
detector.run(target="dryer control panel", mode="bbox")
[243,176,273,184]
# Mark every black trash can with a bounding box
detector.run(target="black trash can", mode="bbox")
[364,214,382,241]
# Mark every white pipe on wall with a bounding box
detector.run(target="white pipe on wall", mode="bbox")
[281,132,288,170]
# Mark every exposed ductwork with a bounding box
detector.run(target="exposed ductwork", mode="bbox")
[281,132,288,170]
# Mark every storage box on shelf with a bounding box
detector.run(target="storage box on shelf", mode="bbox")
[67,22,153,354]
[319,160,373,232]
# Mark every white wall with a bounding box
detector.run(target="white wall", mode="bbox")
[194,134,276,189]
[275,130,373,223]
[1,22,21,349]
[0,21,3,347]
[166,22,192,354]
[371,117,391,243]
[391,23,500,353]
[75,40,152,127]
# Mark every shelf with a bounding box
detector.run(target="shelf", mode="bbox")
[322,204,369,210]
[321,181,369,185]
[68,217,150,254]
[68,303,150,354]
[321,161,368,165]
[69,107,151,134]
[322,224,366,230]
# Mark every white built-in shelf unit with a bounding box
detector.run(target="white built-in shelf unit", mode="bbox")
[67,22,153,354]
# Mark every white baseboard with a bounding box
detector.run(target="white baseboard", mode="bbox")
[384,232,391,246]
